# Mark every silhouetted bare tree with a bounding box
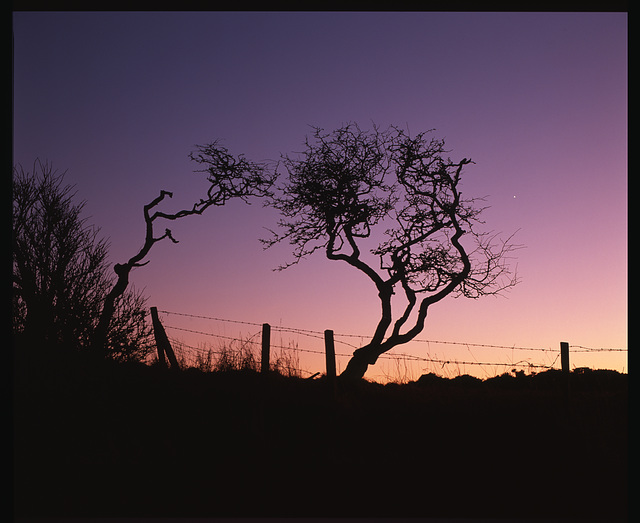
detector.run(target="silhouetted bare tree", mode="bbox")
[263,123,520,380]
[93,141,276,358]
[12,160,152,362]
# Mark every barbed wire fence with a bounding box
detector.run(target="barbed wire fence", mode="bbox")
[152,309,627,382]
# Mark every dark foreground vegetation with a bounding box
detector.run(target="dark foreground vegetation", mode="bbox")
[14,350,627,519]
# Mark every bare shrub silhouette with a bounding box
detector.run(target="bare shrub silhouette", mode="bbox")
[12,160,152,362]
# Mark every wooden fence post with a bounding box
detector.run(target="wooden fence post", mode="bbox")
[560,341,571,407]
[324,329,336,381]
[560,341,570,374]
[150,307,179,370]
[151,307,167,369]
[324,329,338,399]
[261,323,271,374]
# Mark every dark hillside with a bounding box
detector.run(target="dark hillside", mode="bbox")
[13,353,627,519]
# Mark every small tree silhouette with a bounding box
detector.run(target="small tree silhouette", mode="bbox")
[12,160,152,362]
[93,141,276,358]
[263,123,520,380]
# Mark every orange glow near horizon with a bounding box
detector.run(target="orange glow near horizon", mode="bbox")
[153,302,628,382]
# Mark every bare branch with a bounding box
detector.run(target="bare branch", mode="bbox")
[94,142,276,356]
[263,123,521,379]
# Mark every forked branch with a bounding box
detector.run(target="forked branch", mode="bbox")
[94,143,275,357]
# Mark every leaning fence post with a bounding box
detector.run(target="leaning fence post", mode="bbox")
[261,323,271,374]
[150,307,179,370]
[151,308,166,369]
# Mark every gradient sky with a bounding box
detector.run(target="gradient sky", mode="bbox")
[12,11,627,380]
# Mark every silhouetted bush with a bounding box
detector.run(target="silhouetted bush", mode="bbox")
[12,160,153,363]
[451,373,483,387]
[416,372,448,387]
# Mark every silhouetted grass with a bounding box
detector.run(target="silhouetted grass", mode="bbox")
[166,337,304,378]
[13,345,627,519]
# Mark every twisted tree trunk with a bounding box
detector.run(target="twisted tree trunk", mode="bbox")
[92,191,177,358]
[340,345,381,381]
[93,263,131,358]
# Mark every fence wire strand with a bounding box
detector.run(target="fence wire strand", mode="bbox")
[156,309,626,378]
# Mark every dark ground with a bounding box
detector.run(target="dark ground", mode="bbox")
[13,352,628,520]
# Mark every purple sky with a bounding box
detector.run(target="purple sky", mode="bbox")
[13,11,627,380]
